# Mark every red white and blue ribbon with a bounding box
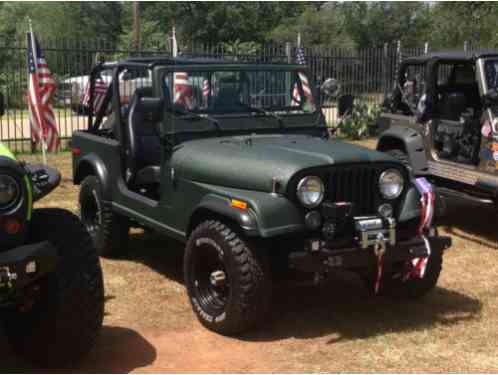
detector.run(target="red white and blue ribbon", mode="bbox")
[407,177,435,279]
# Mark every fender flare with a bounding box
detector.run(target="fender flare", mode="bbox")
[188,192,306,238]
[377,125,429,175]
[73,153,112,200]
[189,194,259,236]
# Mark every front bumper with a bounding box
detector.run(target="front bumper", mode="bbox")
[0,241,58,293]
[289,235,451,273]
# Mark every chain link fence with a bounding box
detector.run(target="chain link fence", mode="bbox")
[0,38,452,153]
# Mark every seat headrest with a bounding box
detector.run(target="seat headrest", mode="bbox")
[129,87,163,122]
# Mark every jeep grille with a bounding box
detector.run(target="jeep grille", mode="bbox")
[324,165,380,215]
[291,163,406,216]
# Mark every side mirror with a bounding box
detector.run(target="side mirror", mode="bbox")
[0,92,4,117]
[140,97,164,122]
[321,78,341,99]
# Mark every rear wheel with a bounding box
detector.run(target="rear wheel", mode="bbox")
[4,209,104,368]
[79,175,129,257]
[184,220,271,335]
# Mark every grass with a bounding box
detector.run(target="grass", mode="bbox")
[3,141,498,372]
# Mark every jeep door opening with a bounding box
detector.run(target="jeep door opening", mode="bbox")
[72,57,450,335]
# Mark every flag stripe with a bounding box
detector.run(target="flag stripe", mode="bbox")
[27,31,59,151]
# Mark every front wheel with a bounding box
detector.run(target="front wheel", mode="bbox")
[3,208,104,368]
[379,245,443,299]
[184,220,271,335]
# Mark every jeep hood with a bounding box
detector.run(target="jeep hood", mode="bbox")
[172,134,396,193]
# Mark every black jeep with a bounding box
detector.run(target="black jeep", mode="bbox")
[379,50,498,208]
[0,93,104,367]
[72,57,450,335]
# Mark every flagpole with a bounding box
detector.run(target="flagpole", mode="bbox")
[28,19,47,165]
[172,26,178,58]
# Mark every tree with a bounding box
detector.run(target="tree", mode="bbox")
[0,2,123,44]
[429,2,498,49]
[268,3,355,48]
[341,2,432,48]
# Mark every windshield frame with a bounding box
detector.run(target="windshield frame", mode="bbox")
[157,64,319,117]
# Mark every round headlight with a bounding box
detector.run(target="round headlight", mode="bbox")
[297,176,324,208]
[379,169,404,199]
[0,174,20,209]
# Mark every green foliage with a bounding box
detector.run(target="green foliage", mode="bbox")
[338,102,381,140]
[429,2,498,48]
[4,1,498,53]
[0,2,122,43]
[268,3,355,48]
[222,39,260,57]
[341,2,432,48]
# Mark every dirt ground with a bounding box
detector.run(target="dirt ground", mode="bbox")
[2,141,498,373]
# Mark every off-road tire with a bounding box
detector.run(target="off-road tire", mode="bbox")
[184,220,271,335]
[380,245,443,299]
[3,208,104,368]
[79,175,129,257]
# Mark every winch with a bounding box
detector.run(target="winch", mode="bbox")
[354,216,396,249]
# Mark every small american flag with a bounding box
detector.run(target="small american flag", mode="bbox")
[81,77,108,114]
[202,79,210,97]
[26,31,59,152]
[174,72,193,109]
[291,47,313,107]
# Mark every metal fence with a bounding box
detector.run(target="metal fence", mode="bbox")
[0,38,439,153]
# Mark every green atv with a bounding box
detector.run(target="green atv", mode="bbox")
[0,94,104,367]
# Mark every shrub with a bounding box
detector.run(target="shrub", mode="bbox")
[338,101,381,140]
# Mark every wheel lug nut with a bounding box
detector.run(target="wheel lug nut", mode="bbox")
[210,270,226,287]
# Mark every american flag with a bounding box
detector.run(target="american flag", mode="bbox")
[291,47,313,107]
[26,31,59,151]
[174,72,193,109]
[202,79,210,97]
[81,77,108,114]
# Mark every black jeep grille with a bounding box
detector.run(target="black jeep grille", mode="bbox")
[323,165,380,215]
[290,163,406,216]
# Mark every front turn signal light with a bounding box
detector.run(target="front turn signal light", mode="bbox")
[230,199,248,210]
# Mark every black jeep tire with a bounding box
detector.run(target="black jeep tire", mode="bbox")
[79,175,129,257]
[184,220,271,335]
[3,208,104,368]
[380,245,443,299]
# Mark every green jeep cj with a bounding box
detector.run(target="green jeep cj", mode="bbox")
[72,58,451,335]
[0,94,104,366]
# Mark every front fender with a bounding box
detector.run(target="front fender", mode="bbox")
[378,125,428,175]
[189,185,305,238]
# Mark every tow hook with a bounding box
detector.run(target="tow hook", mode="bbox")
[0,266,17,288]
